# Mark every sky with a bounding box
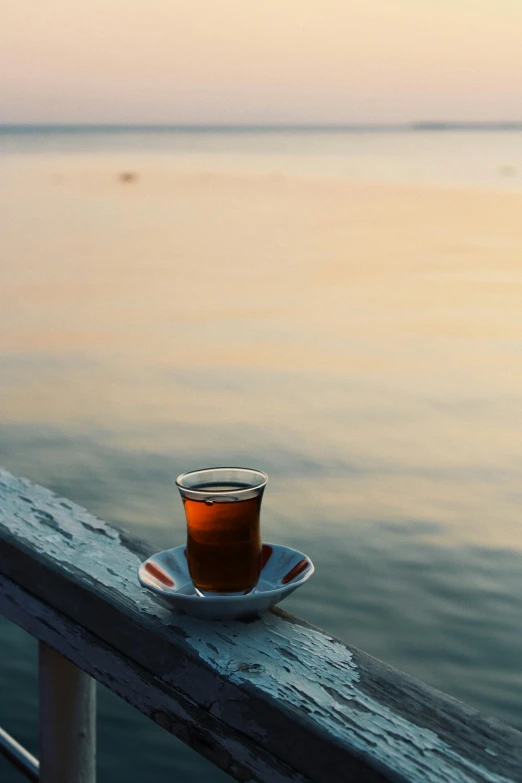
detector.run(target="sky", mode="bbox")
[2,0,522,125]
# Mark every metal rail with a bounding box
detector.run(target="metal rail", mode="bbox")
[0,725,39,781]
[0,643,96,782]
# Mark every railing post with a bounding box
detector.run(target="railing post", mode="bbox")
[39,642,96,783]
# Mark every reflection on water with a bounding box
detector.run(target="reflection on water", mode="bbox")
[1,134,522,781]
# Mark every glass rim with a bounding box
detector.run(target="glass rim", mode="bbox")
[176,466,268,495]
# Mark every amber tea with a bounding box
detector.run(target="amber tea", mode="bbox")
[176,469,267,594]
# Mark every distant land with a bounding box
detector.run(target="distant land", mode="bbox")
[1,122,522,133]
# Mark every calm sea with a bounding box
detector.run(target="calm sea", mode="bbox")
[1,127,522,781]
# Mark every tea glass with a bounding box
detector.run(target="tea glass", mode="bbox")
[176,467,267,595]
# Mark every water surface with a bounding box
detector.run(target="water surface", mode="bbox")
[1,128,522,781]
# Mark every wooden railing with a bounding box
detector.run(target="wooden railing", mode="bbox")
[0,466,521,783]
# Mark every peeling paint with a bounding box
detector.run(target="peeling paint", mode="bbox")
[187,616,514,783]
[0,467,520,783]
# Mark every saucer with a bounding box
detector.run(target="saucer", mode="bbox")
[138,543,314,620]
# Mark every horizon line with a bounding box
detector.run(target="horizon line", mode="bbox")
[2,121,522,132]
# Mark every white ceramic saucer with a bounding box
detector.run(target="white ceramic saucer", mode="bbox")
[138,543,314,620]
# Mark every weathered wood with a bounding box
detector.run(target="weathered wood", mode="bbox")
[0,467,521,783]
[0,572,311,783]
[39,642,96,783]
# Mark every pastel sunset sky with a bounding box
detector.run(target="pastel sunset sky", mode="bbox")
[2,0,522,124]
